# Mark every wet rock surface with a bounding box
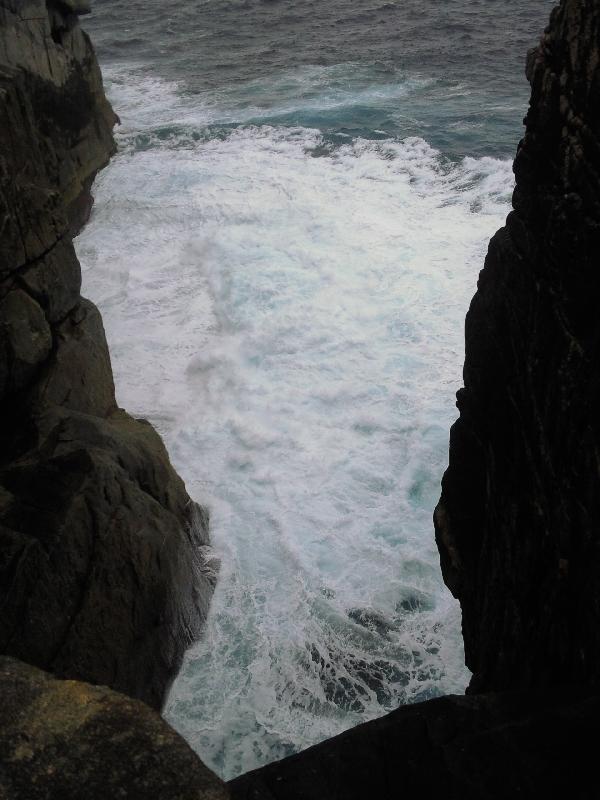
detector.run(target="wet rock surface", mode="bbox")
[0,0,214,710]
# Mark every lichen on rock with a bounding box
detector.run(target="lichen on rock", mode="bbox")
[0,657,229,799]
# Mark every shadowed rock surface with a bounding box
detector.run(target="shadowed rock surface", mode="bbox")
[435,0,600,694]
[230,688,599,800]
[0,657,229,800]
[0,0,215,711]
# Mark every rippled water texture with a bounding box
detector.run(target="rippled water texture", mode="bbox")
[79,0,555,779]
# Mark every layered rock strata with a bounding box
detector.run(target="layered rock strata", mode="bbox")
[435,0,600,693]
[0,0,214,711]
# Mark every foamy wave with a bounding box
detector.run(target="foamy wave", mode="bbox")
[78,69,512,779]
[102,61,436,135]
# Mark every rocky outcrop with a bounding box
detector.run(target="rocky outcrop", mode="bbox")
[0,657,229,799]
[0,0,214,710]
[230,687,599,799]
[435,0,600,694]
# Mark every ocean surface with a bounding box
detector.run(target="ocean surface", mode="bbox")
[78,0,555,780]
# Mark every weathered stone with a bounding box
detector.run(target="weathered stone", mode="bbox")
[19,239,81,323]
[0,290,52,396]
[435,0,600,693]
[0,1,117,269]
[0,657,229,800]
[30,299,116,418]
[0,404,215,709]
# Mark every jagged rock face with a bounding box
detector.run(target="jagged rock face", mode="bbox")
[0,657,229,799]
[0,0,214,710]
[435,0,600,693]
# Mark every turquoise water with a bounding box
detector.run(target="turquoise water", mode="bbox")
[78,0,555,780]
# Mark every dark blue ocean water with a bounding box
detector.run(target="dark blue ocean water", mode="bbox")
[87,0,554,158]
[79,0,556,780]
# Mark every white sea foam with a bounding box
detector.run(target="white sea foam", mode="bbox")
[102,62,433,133]
[77,69,513,779]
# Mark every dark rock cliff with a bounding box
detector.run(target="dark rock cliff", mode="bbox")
[435,0,600,694]
[0,0,214,711]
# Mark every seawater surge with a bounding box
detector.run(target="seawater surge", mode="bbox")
[78,0,554,781]
[76,68,512,777]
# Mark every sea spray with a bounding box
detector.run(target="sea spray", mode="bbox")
[77,67,513,778]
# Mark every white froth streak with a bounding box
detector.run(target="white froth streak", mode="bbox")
[77,70,513,779]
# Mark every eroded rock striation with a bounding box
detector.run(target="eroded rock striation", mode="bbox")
[435,0,600,694]
[0,0,214,711]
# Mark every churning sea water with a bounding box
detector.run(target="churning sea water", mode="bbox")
[78,0,555,780]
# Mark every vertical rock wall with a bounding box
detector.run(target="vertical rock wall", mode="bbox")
[435,0,600,693]
[0,0,214,710]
